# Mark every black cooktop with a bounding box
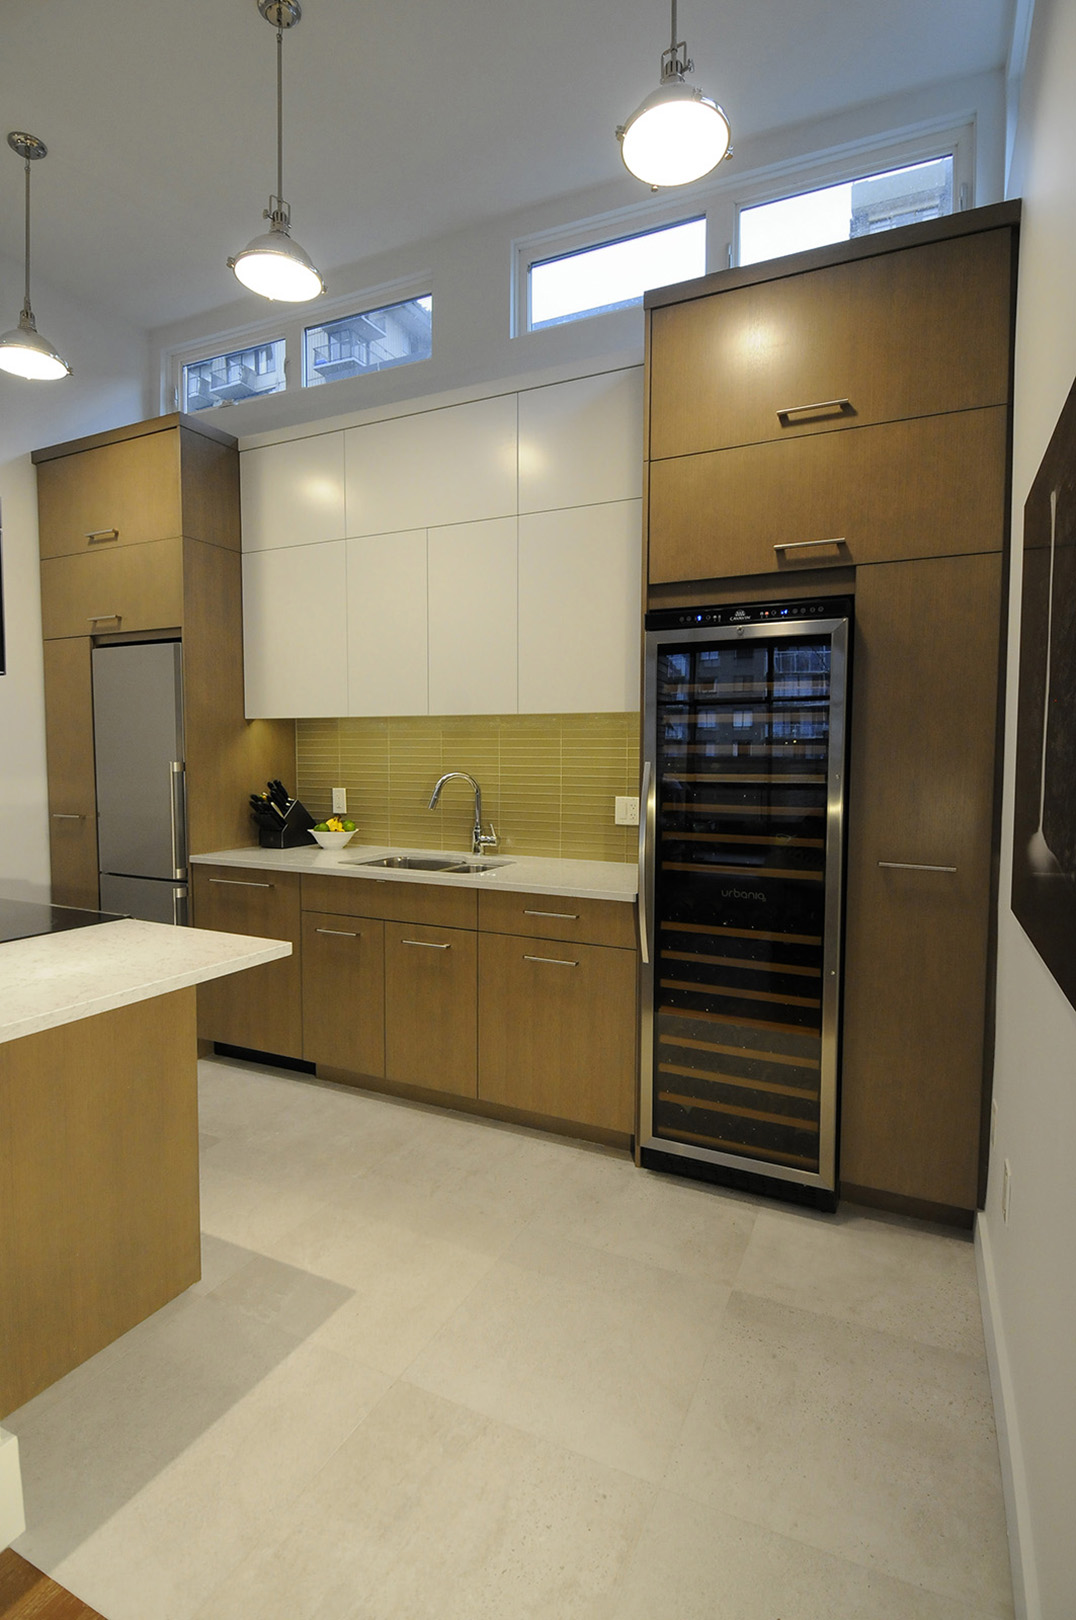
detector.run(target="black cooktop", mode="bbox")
[0,898,126,945]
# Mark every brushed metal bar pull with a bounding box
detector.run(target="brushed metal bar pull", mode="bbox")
[208,877,274,888]
[777,397,852,424]
[51,812,85,820]
[523,909,579,920]
[524,954,579,967]
[773,537,846,553]
[401,938,451,949]
[87,612,122,623]
[316,927,359,937]
[85,528,119,543]
[877,861,957,873]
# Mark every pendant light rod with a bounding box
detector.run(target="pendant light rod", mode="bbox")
[10,132,45,315]
[275,15,284,212]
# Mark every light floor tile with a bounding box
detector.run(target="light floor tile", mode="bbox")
[664,1290,1012,1613]
[189,1381,654,1620]
[734,1203,985,1355]
[405,1228,730,1480]
[599,1488,1011,1620]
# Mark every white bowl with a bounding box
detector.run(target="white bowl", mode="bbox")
[309,829,355,850]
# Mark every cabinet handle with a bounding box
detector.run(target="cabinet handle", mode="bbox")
[773,537,846,553]
[401,938,451,949]
[523,909,579,920]
[85,529,119,543]
[316,927,359,937]
[523,954,579,967]
[776,397,853,424]
[877,861,957,873]
[87,612,122,624]
[51,812,86,820]
[208,877,274,888]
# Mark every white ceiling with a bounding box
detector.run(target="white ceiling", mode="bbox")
[0,0,1014,333]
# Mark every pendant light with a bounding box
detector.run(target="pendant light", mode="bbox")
[228,0,324,302]
[616,0,732,188]
[0,133,70,381]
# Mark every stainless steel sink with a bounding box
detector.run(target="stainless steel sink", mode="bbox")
[344,855,510,875]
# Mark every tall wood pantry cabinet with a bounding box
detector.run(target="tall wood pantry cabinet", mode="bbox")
[33,414,295,912]
[643,201,1019,1221]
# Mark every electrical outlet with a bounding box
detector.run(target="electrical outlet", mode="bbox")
[615,796,640,826]
[332,787,347,814]
[1002,1158,1012,1224]
[990,1098,997,1148]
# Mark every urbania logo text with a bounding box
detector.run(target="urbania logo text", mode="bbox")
[722,887,766,902]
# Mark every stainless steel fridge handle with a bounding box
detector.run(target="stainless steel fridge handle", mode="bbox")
[878,860,957,873]
[169,761,186,880]
[638,759,652,966]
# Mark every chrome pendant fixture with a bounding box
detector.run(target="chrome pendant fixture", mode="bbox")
[0,133,70,381]
[617,0,732,188]
[228,0,324,302]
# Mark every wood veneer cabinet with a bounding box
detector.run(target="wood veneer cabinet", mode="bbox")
[302,910,385,1076]
[645,204,1018,587]
[385,920,478,1098]
[191,866,303,1059]
[34,415,294,908]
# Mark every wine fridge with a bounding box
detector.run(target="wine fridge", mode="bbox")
[638,598,851,1208]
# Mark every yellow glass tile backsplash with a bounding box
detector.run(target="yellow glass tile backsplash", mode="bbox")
[296,713,641,862]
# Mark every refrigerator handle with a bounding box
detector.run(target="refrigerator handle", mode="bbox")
[169,762,187,880]
[638,759,653,966]
[173,886,189,927]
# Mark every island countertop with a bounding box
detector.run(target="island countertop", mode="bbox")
[190,844,638,903]
[0,917,291,1045]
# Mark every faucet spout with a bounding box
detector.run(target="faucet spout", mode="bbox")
[427,771,497,855]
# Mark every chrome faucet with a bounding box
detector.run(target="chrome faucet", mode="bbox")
[427,771,498,855]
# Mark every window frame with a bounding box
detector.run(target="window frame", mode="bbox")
[523,213,707,334]
[301,292,433,390]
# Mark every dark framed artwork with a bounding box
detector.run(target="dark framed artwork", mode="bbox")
[1012,373,1076,1008]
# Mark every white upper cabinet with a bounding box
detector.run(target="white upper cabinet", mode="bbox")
[518,369,643,514]
[427,517,518,715]
[346,531,428,716]
[344,395,517,538]
[243,541,348,718]
[240,432,346,551]
[518,500,642,713]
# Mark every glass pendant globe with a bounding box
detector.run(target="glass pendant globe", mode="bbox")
[230,226,324,302]
[0,314,70,380]
[619,82,731,188]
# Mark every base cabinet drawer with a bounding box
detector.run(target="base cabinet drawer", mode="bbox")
[302,912,385,1076]
[384,922,477,1097]
[648,407,1007,583]
[193,867,302,1059]
[478,935,637,1132]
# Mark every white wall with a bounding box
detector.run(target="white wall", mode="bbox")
[980,1,1076,1615]
[0,254,150,901]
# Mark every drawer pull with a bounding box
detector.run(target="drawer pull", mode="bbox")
[523,909,580,920]
[208,877,274,888]
[50,812,85,820]
[401,938,451,949]
[87,612,122,624]
[316,927,359,937]
[878,861,957,874]
[773,537,846,553]
[86,529,119,543]
[777,397,853,424]
[524,954,579,967]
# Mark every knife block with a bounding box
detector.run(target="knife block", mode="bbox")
[256,799,315,848]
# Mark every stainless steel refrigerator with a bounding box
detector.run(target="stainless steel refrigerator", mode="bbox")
[92,640,188,924]
[638,598,851,1208]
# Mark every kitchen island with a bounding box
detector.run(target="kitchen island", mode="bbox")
[0,915,291,1417]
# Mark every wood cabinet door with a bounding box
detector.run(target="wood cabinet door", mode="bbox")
[648,407,1008,584]
[648,227,1013,461]
[192,866,303,1059]
[36,431,183,557]
[42,637,99,909]
[839,553,1002,1210]
[40,538,185,639]
[302,911,385,1076]
[384,921,477,1097]
[478,934,637,1132]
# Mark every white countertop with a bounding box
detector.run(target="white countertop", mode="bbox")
[0,919,291,1045]
[190,844,639,903]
